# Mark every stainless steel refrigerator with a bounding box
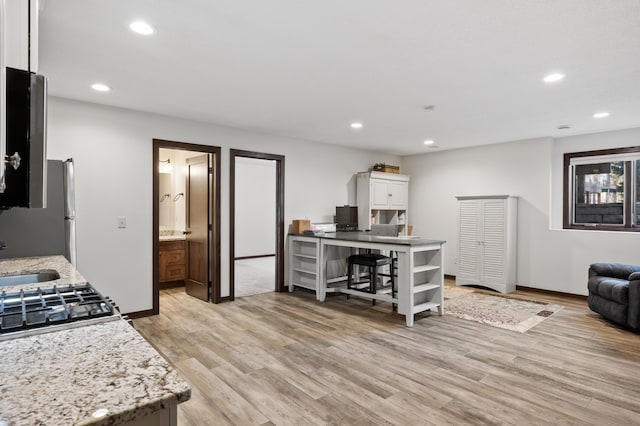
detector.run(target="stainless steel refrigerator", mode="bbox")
[0,159,77,264]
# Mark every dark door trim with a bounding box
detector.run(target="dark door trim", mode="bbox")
[229,149,285,301]
[152,139,222,316]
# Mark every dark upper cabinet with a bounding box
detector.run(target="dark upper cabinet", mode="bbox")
[0,67,47,209]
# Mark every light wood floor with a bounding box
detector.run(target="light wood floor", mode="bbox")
[133,281,640,425]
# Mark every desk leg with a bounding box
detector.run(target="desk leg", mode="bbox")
[405,315,414,327]
[318,241,326,302]
[396,251,414,327]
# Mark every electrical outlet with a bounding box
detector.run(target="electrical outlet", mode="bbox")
[117,216,127,229]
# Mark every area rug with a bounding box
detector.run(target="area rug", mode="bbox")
[444,287,564,333]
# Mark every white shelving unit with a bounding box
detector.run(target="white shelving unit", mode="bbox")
[407,247,443,316]
[287,235,320,293]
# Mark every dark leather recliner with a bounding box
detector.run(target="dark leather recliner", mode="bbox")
[588,263,640,330]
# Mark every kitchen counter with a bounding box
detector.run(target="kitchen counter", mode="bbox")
[0,255,87,293]
[0,256,192,425]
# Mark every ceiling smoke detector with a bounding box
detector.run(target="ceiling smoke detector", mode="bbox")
[557,124,571,130]
[423,105,435,112]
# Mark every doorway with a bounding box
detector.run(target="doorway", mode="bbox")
[229,150,285,300]
[153,139,221,315]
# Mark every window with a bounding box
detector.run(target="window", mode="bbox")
[563,146,640,231]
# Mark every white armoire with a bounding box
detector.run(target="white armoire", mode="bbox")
[455,195,517,293]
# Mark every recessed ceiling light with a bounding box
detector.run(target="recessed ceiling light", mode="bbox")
[350,122,363,129]
[543,73,565,83]
[423,140,435,145]
[129,21,155,35]
[91,83,111,92]
[593,112,610,119]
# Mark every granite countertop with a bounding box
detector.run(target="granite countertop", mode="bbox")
[0,256,192,425]
[159,230,186,242]
[0,255,88,293]
[159,235,186,242]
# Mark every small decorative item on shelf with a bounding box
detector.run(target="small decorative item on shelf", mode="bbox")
[372,163,400,174]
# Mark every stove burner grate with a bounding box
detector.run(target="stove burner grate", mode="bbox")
[0,283,114,334]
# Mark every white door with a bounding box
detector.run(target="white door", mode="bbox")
[457,200,480,282]
[371,179,390,209]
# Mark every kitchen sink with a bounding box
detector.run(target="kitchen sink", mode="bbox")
[0,271,61,287]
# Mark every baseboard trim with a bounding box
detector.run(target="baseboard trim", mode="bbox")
[515,285,588,300]
[126,309,155,319]
[159,281,185,290]
[235,254,276,260]
[444,274,586,298]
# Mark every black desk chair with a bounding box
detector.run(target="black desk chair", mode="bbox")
[347,252,395,302]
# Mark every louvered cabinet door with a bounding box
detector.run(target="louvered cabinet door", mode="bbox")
[481,199,506,284]
[456,195,517,293]
[457,200,480,282]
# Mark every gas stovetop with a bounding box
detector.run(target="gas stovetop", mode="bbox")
[0,283,120,341]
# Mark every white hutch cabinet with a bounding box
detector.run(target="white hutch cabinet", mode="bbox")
[357,171,410,235]
[455,195,517,293]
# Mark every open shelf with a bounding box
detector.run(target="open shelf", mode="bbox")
[413,264,440,273]
[292,253,317,259]
[413,283,440,293]
[413,301,440,313]
[292,268,315,275]
[288,236,320,293]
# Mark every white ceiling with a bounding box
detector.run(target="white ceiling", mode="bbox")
[39,0,640,155]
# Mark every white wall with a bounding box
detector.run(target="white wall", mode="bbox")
[235,157,276,258]
[403,128,640,296]
[47,97,400,313]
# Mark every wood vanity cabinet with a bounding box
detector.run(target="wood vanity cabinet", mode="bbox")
[159,240,186,283]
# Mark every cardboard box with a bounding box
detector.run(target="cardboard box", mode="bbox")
[292,219,310,234]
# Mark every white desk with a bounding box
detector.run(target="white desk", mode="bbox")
[288,233,446,327]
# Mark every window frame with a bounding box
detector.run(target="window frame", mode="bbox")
[563,146,640,232]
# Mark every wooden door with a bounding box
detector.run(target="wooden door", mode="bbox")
[185,154,210,301]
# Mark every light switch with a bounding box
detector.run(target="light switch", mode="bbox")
[117,216,127,229]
